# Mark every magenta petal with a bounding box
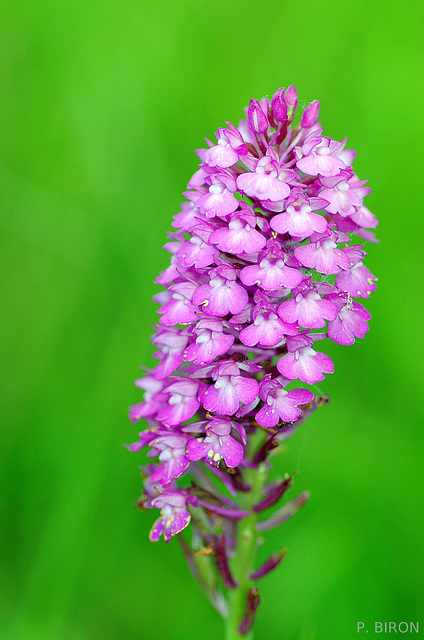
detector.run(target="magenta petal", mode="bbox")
[186,438,209,461]
[149,517,165,542]
[204,143,239,168]
[193,278,249,316]
[241,258,303,291]
[327,300,371,346]
[335,263,377,298]
[237,172,290,202]
[203,380,240,415]
[271,209,327,238]
[156,396,199,426]
[287,388,314,405]
[221,437,244,467]
[255,404,281,428]
[278,349,333,384]
[210,220,266,254]
[236,376,259,405]
[277,298,298,324]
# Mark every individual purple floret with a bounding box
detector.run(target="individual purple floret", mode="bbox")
[277,333,334,384]
[185,417,245,468]
[127,85,378,637]
[147,490,192,542]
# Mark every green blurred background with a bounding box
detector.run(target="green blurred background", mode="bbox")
[1,1,423,639]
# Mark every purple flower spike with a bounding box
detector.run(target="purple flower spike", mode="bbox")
[128,84,377,639]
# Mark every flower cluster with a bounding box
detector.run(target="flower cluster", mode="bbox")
[128,87,377,552]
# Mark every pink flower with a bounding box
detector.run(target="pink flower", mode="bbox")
[177,222,218,268]
[158,281,200,326]
[237,148,295,202]
[183,317,235,365]
[319,170,371,217]
[278,284,338,329]
[241,242,303,291]
[294,229,350,275]
[196,173,239,218]
[295,136,346,177]
[149,431,190,486]
[270,188,329,239]
[204,126,248,168]
[148,491,191,542]
[277,333,334,384]
[192,265,249,316]
[255,375,314,428]
[186,417,245,468]
[240,297,297,348]
[199,360,259,416]
[335,262,377,298]
[155,378,200,426]
[209,205,266,255]
[326,293,371,345]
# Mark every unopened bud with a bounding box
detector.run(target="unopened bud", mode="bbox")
[271,87,288,123]
[301,100,320,128]
[248,98,269,134]
[239,587,261,635]
[285,85,298,118]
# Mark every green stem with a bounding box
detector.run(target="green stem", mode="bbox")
[225,432,268,640]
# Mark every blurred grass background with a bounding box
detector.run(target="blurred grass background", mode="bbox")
[1,1,423,639]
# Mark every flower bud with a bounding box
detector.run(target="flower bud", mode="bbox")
[301,100,320,128]
[285,84,298,119]
[239,587,261,635]
[248,98,269,134]
[271,87,288,123]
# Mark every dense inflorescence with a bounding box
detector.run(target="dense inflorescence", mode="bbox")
[128,86,377,558]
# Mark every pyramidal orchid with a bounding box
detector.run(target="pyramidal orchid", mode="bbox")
[127,86,378,639]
